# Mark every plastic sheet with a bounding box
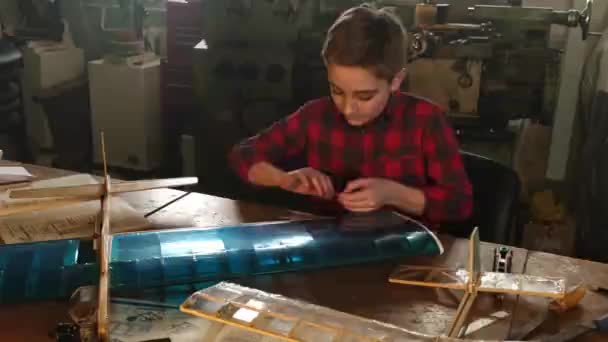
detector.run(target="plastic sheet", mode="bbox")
[0,239,95,302]
[0,212,442,303]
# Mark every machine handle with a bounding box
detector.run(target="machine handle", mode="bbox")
[580,0,593,40]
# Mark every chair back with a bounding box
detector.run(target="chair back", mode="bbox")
[447,151,521,245]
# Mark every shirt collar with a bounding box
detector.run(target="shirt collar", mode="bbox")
[330,93,396,131]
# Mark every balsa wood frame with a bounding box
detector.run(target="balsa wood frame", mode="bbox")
[0,133,198,341]
[388,227,566,338]
[179,282,533,342]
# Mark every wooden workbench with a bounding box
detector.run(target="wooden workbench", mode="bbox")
[0,164,607,341]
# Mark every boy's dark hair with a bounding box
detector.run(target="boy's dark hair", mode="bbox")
[321,4,407,81]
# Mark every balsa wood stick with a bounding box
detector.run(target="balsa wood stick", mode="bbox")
[9,177,198,199]
[96,175,110,341]
[0,197,97,217]
[97,133,110,342]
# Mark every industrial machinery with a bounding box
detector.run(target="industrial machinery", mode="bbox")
[390,0,593,135]
[193,0,593,198]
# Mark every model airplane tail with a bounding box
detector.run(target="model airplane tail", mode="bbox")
[389,265,565,298]
[388,227,567,339]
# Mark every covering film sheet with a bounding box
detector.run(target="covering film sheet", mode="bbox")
[0,211,442,303]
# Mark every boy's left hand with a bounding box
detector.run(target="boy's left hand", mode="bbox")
[337,178,395,212]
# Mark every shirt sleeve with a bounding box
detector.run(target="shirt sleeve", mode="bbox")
[421,109,473,223]
[228,106,308,182]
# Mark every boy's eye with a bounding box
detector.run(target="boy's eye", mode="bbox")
[331,88,344,95]
[357,95,374,101]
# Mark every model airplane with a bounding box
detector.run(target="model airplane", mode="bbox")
[175,229,566,342]
[388,227,567,338]
[180,281,518,342]
[7,133,198,341]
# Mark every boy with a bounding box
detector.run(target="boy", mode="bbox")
[229,5,472,225]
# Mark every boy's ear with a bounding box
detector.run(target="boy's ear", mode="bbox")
[390,68,407,92]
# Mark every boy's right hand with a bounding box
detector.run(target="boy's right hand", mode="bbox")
[279,168,335,199]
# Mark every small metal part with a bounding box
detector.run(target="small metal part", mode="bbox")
[493,246,513,302]
[54,322,81,342]
[412,33,426,54]
[580,0,593,40]
[493,246,513,274]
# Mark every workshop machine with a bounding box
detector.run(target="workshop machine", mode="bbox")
[394,0,593,133]
[193,0,593,198]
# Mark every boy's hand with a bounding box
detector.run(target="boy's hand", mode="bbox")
[337,178,394,212]
[279,167,335,199]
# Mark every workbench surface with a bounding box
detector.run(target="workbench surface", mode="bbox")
[0,164,607,341]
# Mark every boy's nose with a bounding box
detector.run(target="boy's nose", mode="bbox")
[343,99,357,115]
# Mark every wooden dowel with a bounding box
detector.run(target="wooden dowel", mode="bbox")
[449,290,478,338]
[0,197,97,217]
[97,133,110,342]
[9,177,198,199]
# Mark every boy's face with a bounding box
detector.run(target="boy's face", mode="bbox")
[327,63,404,126]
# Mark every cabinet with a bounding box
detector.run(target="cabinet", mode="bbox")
[21,43,85,152]
[88,58,162,171]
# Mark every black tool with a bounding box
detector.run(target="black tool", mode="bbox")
[493,246,513,273]
[493,246,513,302]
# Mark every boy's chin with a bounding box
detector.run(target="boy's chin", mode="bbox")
[344,117,370,126]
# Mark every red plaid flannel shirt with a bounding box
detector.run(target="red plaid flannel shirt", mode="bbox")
[229,92,473,224]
